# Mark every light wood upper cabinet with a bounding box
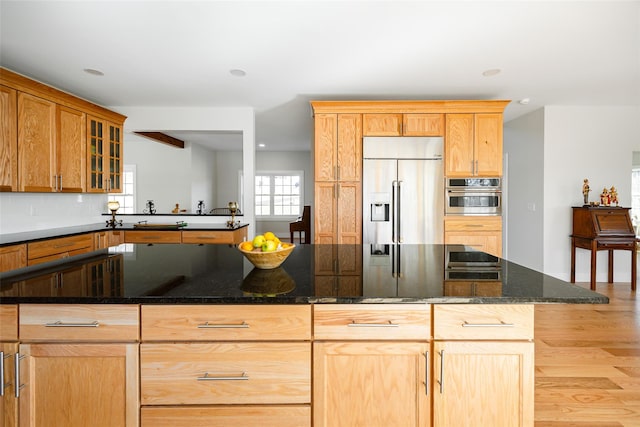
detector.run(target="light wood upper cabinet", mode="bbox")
[0,85,17,192]
[363,113,445,136]
[445,113,502,177]
[56,105,86,192]
[17,92,56,192]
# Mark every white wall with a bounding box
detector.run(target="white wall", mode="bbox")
[504,108,545,271]
[543,106,640,282]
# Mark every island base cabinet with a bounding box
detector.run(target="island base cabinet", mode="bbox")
[17,343,139,427]
[140,405,310,427]
[1,342,19,427]
[313,341,430,427]
[433,340,534,427]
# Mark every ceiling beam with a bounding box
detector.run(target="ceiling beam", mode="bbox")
[134,131,185,149]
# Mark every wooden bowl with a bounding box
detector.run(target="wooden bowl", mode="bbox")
[237,243,295,269]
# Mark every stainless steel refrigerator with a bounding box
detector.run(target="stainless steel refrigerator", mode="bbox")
[362,136,444,296]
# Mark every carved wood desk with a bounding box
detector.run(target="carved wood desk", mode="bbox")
[570,206,636,291]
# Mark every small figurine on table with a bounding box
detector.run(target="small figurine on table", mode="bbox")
[582,179,591,205]
[600,187,610,206]
[609,186,619,207]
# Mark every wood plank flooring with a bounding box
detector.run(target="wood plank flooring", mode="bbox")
[535,282,640,426]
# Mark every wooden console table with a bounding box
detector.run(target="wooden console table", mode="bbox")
[570,206,636,291]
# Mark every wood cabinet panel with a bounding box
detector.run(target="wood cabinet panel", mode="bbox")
[0,244,27,273]
[336,114,362,181]
[403,113,444,136]
[1,342,18,427]
[444,216,502,257]
[19,304,140,342]
[140,342,311,405]
[314,304,430,340]
[445,113,503,177]
[56,105,86,192]
[433,304,533,340]
[313,341,430,427]
[18,343,139,427]
[444,113,474,177]
[443,281,502,297]
[314,182,337,244]
[141,305,311,341]
[124,230,182,244]
[141,405,311,427]
[314,113,337,182]
[17,92,56,192]
[433,340,534,427]
[362,113,402,136]
[337,182,362,244]
[475,113,503,176]
[0,85,17,191]
[181,228,247,244]
[0,304,18,341]
[27,233,94,265]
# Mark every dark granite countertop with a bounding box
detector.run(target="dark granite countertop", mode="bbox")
[0,243,608,304]
[0,223,249,246]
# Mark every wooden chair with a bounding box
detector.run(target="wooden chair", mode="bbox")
[290,205,311,244]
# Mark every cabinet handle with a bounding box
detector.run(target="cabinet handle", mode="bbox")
[462,320,514,328]
[337,165,340,180]
[52,175,58,192]
[45,320,100,327]
[475,160,478,175]
[15,353,25,398]
[424,351,429,396]
[59,174,63,191]
[347,320,399,327]
[197,372,249,381]
[197,321,249,329]
[1,351,6,397]
[438,350,444,394]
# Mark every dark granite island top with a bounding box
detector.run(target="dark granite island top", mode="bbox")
[0,243,607,304]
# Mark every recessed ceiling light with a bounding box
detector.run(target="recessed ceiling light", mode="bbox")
[519,98,531,105]
[230,69,246,77]
[258,143,266,148]
[83,68,104,76]
[482,68,501,77]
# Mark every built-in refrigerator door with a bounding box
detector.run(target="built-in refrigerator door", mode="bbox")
[397,159,444,244]
[363,159,397,245]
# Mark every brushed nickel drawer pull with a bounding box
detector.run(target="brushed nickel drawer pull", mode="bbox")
[197,372,249,381]
[197,321,249,329]
[15,353,26,398]
[462,320,514,328]
[45,320,100,327]
[348,320,399,327]
[0,351,5,397]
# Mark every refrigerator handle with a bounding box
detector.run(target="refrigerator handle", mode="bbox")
[397,180,403,243]
[392,180,398,243]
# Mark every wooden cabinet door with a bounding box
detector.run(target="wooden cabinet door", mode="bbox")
[0,85,17,192]
[314,113,337,182]
[474,113,503,176]
[336,114,361,181]
[314,182,337,244]
[362,113,402,136]
[313,341,430,427]
[433,341,534,427]
[141,406,310,427]
[0,244,26,273]
[17,93,56,192]
[107,122,123,192]
[1,342,19,427]
[87,116,106,192]
[336,182,361,244]
[403,113,444,136]
[444,114,474,177]
[18,343,139,427]
[56,105,86,192]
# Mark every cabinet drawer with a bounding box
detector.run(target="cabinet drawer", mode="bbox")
[313,304,431,340]
[0,304,18,341]
[434,304,533,340]
[124,230,182,243]
[19,304,140,342]
[141,305,311,341]
[140,342,311,405]
[444,216,502,231]
[27,234,94,265]
[181,229,246,244]
[141,405,311,427]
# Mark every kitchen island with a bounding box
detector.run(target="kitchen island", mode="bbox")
[0,243,607,427]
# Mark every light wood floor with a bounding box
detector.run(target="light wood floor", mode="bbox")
[535,282,640,426]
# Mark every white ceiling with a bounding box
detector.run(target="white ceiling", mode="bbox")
[1,0,639,152]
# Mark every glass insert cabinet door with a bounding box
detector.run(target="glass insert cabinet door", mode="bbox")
[88,116,123,193]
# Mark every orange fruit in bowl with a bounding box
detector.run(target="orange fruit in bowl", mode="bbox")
[239,241,254,252]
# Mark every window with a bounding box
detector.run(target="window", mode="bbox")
[109,165,136,214]
[255,171,303,217]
